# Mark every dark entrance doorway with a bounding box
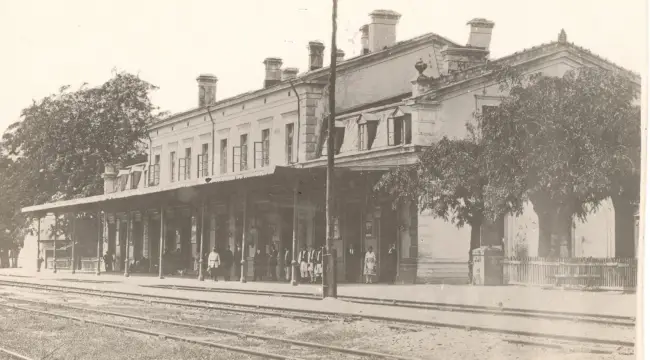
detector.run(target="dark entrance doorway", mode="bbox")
[379,203,398,283]
[343,201,362,283]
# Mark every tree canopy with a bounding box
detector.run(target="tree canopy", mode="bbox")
[0,70,163,249]
[478,66,640,256]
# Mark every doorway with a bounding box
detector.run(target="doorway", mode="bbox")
[379,203,398,283]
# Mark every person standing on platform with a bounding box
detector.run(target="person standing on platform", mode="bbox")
[208,247,220,281]
[268,244,278,281]
[314,246,323,283]
[307,246,316,283]
[345,244,359,283]
[253,248,265,281]
[298,245,309,283]
[387,243,398,284]
[233,244,242,278]
[364,246,377,284]
[283,248,291,282]
[221,245,233,281]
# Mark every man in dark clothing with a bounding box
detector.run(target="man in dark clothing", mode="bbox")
[253,248,265,281]
[103,252,113,272]
[283,248,292,282]
[221,245,234,281]
[234,244,242,280]
[345,244,359,283]
[268,245,278,281]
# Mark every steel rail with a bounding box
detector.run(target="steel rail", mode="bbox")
[5,297,422,360]
[140,284,635,326]
[0,347,34,360]
[0,302,305,360]
[0,279,635,349]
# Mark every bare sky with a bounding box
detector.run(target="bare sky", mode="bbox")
[0,0,646,133]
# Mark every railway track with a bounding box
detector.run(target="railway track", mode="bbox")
[141,283,636,327]
[0,346,34,360]
[0,296,419,360]
[0,279,635,355]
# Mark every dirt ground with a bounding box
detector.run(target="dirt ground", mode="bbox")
[0,288,636,360]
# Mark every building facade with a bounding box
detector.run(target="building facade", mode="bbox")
[23,10,640,285]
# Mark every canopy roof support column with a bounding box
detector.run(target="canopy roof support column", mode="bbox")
[71,214,76,274]
[159,207,165,279]
[36,216,41,272]
[291,181,299,286]
[96,211,102,276]
[198,201,206,281]
[124,212,131,277]
[53,213,58,274]
[240,192,248,283]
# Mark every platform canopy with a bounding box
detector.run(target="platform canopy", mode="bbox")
[21,166,323,216]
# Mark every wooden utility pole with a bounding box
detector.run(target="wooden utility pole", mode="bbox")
[323,0,338,298]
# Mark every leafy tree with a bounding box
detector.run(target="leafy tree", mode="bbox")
[0,70,163,247]
[375,137,490,279]
[478,67,640,257]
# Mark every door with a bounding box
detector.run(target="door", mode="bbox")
[344,202,362,282]
[379,204,398,283]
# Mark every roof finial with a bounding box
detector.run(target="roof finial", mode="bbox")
[558,29,567,43]
[415,58,428,76]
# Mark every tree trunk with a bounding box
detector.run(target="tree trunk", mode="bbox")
[531,197,573,258]
[536,211,552,257]
[611,195,636,258]
[468,222,481,283]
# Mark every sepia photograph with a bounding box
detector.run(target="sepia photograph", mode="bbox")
[0,0,645,359]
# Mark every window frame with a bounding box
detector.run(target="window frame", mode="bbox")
[220,139,228,174]
[285,123,294,164]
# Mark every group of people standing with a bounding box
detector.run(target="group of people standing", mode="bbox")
[205,245,235,281]
[297,245,325,283]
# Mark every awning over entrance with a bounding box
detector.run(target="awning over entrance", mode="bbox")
[21,166,320,215]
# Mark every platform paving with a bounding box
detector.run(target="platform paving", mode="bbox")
[0,267,637,319]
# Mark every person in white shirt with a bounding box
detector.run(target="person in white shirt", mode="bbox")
[307,246,316,283]
[299,245,309,283]
[208,247,221,281]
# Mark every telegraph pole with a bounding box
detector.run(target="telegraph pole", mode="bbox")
[323,0,338,298]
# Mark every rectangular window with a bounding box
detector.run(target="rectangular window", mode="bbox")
[286,123,294,164]
[240,134,248,171]
[220,139,228,174]
[130,171,141,190]
[334,128,345,154]
[388,114,412,146]
[358,124,366,151]
[262,129,270,166]
[481,105,497,131]
[170,151,176,182]
[148,162,160,186]
[232,146,241,172]
[197,143,209,177]
[182,147,191,180]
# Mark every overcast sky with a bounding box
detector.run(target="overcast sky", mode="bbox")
[0,0,645,133]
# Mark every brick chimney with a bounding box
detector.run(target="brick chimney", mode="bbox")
[282,67,299,81]
[336,49,345,63]
[368,10,401,52]
[263,58,283,88]
[308,41,325,70]
[466,18,495,50]
[196,74,217,107]
[360,25,369,54]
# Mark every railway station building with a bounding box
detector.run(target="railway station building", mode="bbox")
[22,10,640,286]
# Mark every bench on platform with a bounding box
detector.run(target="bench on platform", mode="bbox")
[552,274,601,287]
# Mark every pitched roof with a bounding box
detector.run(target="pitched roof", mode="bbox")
[150,32,460,129]
[417,40,640,99]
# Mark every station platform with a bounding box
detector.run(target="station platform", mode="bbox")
[0,267,637,319]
